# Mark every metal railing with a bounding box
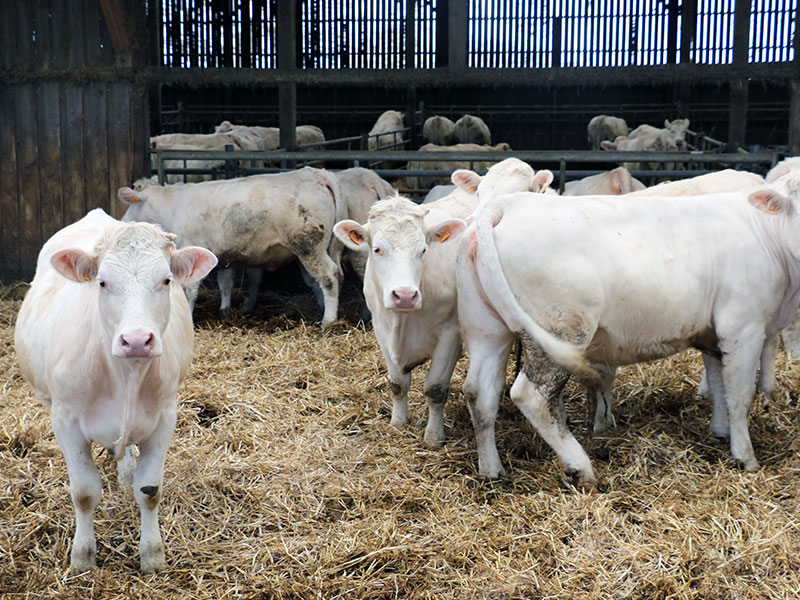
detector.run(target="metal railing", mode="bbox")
[149,147,781,194]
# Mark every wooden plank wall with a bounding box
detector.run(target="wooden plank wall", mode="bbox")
[0,0,150,283]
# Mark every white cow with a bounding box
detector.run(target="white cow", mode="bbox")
[629,118,691,151]
[563,167,645,196]
[423,115,456,145]
[454,114,491,145]
[601,131,680,172]
[405,142,512,189]
[368,110,406,150]
[628,169,765,197]
[587,115,629,150]
[118,167,345,324]
[466,175,800,489]
[766,156,800,183]
[335,167,396,280]
[334,197,468,446]
[14,209,217,572]
[150,132,252,184]
[333,158,554,448]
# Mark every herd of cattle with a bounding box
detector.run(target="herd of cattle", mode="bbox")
[13,109,800,573]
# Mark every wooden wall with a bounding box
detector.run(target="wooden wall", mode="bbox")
[0,1,150,283]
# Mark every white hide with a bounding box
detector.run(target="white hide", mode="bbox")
[453,114,492,145]
[119,167,345,323]
[423,115,456,145]
[334,197,468,447]
[587,115,629,150]
[471,179,800,488]
[15,208,216,572]
[627,169,765,197]
[563,167,645,196]
[368,110,406,150]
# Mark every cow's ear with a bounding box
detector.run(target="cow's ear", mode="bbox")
[51,249,98,283]
[171,246,218,284]
[118,186,144,205]
[748,188,792,216]
[451,169,481,194]
[334,220,370,251]
[532,169,554,192]
[664,118,671,128]
[428,218,466,244]
[600,140,618,151]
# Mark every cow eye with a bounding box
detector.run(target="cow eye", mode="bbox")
[420,247,427,256]
[163,278,171,286]
[98,280,106,288]
[373,247,383,256]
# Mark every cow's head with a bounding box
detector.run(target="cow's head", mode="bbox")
[334,197,465,311]
[118,183,164,224]
[50,222,216,360]
[452,158,554,199]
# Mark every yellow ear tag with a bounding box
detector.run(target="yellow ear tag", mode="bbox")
[438,230,450,243]
[348,230,363,244]
[129,195,139,203]
[83,275,92,282]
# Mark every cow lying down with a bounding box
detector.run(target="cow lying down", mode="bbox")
[465,173,800,489]
[15,209,217,571]
[119,167,345,324]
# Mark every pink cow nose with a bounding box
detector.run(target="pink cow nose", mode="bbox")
[391,287,420,309]
[119,330,156,358]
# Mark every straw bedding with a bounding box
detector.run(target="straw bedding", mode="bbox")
[1,277,800,599]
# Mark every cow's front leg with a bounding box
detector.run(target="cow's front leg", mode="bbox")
[384,360,412,429]
[720,334,763,471]
[52,409,102,570]
[134,405,177,573]
[421,325,461,448]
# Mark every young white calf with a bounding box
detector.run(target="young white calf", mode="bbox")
[15,209,216,572]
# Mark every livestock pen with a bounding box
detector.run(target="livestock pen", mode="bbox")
[2,282,800,598]
[4,1,800,598]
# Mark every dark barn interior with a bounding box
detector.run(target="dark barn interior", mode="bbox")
[1,0,799,282]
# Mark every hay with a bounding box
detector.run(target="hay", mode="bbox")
[2,280,800,599]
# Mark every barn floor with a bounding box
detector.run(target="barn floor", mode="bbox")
[2,279,800,599]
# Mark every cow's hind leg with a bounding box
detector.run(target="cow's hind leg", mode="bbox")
[52,411,102,570]
[134,406,177,573]
[241,267,264,314]
[217,267,235,317]
[421,325,461,448]
[592,367,617,433]
[295,251,341,325]
[757,335,778,401]
[702,351,729,442]
[511,342,595,490]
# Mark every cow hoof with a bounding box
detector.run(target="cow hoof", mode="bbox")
[140,543,167,574]
[219,307,231,319]
[70,544,97,571]
[565,468,597,493]
[423,437,444,450]
[713,433,730,444]
[736,458,760,472]
[482,470,507,481]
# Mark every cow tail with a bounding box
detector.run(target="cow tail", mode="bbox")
[473,200,600,383]
[321,170,346,278]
